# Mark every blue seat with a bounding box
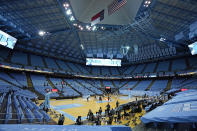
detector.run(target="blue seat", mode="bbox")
[40,110,50,122]
[33,110,43,122]
[25,108,35,123]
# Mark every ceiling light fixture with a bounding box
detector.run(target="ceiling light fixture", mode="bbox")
[38,30,46,36]
[70,16,75,21]
[92,26,96,31]
[66,9,72,15]
[160,37,166,42]
[63,3,69,8]
[80,27,84,30]
[86,25,91,31]
[73,23,77,26]
[80,44,84,50]
[101,26,105,30]
[144,0,151,7]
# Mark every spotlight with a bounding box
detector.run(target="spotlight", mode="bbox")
[80,44,84,50]
[73,23,77,26]
[70,16,75,21]
[144,4,149,7]
[80,27,84,30]
[160,37,166,42]
[86,25,91,31]
[101,26,105,30]
[66,9,72,15]
[86,25,90,29]
[92,26,96,31]
[38,30,45,36]
[63,3,69,8]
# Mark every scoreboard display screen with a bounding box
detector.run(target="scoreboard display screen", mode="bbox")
[86,58,121,66]
[52,89,58,92]
[105,86,111,93]
[105,86,111,89]
[188,42,197,55]
[0,30,17,49]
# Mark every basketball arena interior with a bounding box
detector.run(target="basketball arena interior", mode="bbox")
[0,0,197,131]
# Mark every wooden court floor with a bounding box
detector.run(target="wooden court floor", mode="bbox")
[44,95,136,125]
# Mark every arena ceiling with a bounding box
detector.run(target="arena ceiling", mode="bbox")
[0,0,197,64]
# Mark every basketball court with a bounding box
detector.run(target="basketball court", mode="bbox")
[44,95,137,125]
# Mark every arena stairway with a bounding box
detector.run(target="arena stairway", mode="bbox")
[119,81,130,89]
[108,67,112,75]
[130,65,137,74]
[27,54,31,66]
[64,63,74,72]
[99,67,102,75]
[122,66,129,74]
[42,57,48,68]
[25,73,43,99]
[74,80,96,95]
[164,79,172,91]
[61,79,82,96]
[74,64,84,74]
[131,81,141,90]
[54,59,62,70]
[85,80,103,91]
[45,77,63,97]
[100,80,104,88]
[111,81,117,88]
[145,80,155,91]
[168,60,172,72]
[141,64,147,73]
[117,68,122,75]
[89,67,93,74]
[153,62,159,73]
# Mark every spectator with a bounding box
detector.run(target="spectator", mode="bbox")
[108,115,113,125]
[87,109,94,121]
[110,108,115,116]
[99,96,102,102]
[76,116,82,125]
[99,107,102,115]
[117,111,121,121]
[87,96,89,102]
[106,104,111,116]
[58,114,65,125]
[116,100,119,108]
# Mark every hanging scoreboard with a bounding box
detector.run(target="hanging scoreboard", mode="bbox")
[86,58,121,66]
